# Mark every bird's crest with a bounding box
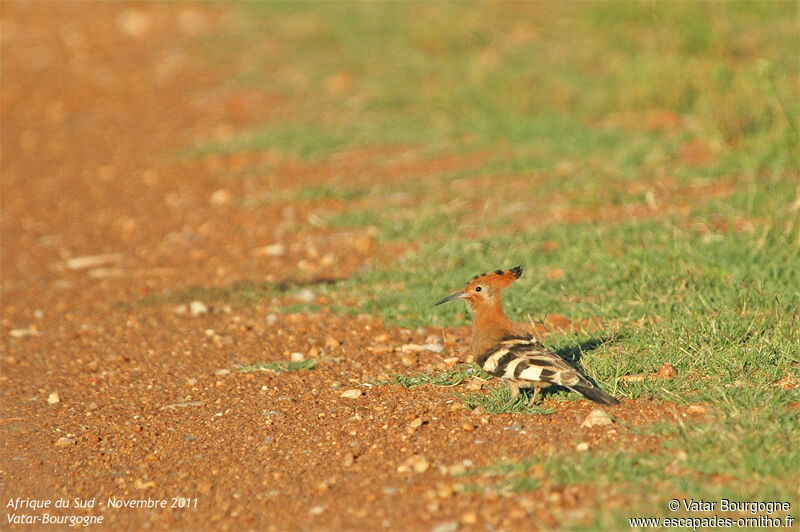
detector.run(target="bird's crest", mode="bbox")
[464,265,522,291]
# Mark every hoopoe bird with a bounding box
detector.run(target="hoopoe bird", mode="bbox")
[435,266,619,406]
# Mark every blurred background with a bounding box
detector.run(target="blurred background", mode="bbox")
[2,2,798,530]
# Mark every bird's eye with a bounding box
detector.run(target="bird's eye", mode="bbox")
[475,286,482,292]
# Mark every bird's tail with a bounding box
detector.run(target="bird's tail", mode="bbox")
[571,384,620,406]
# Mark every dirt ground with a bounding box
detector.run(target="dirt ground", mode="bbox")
[2,3,691,530]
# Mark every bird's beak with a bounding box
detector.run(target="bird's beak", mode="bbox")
[434,291,467,306]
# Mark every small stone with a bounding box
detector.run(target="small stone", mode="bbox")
[575,441,590,452]
[686,404,707,416]
[437,483,455,499]
[308,506,324,516]
[134,479,157,490]
[47,392,60,404]
[656,363,677,379]
[117,9,151,38]
[401,342,444,354]
[461,423,475,432]
[442,357,459,366]
[341,389,363,399]
[189,301,208,316]
[325,336,340,349]
[423,342,444,353]
[65,253,124,270]
[55,437,76,447]
[164,401,204,410]
[214,369,230,376]
[315,482,329,492]
[581,408,614,428]
[400,355,415,366]
[9,328,41,338]
[412,456,430,473]
[320,253,335,267]
[471,406,485,415]
[265,314,278,325]
[343,453,355,467]
[408,417,424,430]
[398,454,430,474]
[294,288,315,304]
[510,421,522,432]
[290,352,305,362]
[431,521,459,532]
[775,374,797,390]
[263,436,274,444]
[210,188,232,205]
[447,464,466,476]
[460,512,477,525]
[173,304,188,315]
[374,333,390,343]
[33,309,44,319]
[307,346,319,358]
[401,343,424,353]
[186,378,197,386]
[465,381,482,392]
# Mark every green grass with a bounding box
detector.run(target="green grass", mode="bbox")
[198,2,797,167]
[239,183,369,207]
[456,406,799,528]
[376,363,552,414]
[377,359,599,414]
[375,364,477,388]
[459,384,556,416]
[235,360,317,373]
[181,2,799,527]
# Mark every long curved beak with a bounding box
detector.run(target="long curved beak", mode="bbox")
[434,291,467,306]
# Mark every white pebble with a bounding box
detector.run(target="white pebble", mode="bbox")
[209,188,232,205]
[189,301,208,316]
[294,288,316,304]
[9,328,41,338]
[581,408,614,428]
[431,521,459,532]
[254,243,286,257]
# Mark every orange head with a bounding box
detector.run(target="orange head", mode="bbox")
[434,266,522,312]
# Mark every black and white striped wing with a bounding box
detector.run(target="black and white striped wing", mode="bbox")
[480,336,586,388]
[479,335,620,405]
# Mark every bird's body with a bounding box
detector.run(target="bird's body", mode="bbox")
[435,266,619,406]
